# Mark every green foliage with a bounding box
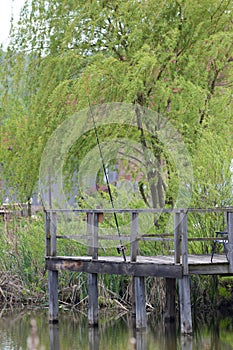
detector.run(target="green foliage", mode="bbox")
[1,0,232,209]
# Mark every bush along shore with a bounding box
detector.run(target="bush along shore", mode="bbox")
[1,214,233,317]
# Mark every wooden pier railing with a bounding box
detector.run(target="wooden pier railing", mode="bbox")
[45,207,233,335]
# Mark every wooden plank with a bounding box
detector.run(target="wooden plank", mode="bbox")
[88,273,98,326]
[56,235,217,242]
[46,257,183,278]
[48,270,59,323]
[141,237,173,242]
[46,207,233,214]
[189,263,229,275]
[178,276,192,335]
[164,278,176,322]
[188,237,220,242]
[46,253,228,265]
[57,234,131,241]
[228,212,233,273]
[135,276,146,329]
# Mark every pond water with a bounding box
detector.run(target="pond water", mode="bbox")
[0,308,233,350]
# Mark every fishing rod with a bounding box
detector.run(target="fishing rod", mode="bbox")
[88,99,126,262]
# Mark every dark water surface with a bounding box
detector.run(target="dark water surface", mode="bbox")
[0,308,233,350]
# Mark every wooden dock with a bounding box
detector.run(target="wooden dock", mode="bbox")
[45,208,233,335]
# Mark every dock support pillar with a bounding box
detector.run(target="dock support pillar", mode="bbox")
[130,212,138,318]
[87,212,99,326]
[135,276,146,329]
[165,278,176,322]
[178,276,192,335]
[48,270,59,323]
[88,273,98,326]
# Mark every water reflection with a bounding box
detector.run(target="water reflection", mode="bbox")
[88,327,99,350]
[0,309,233,349]
[180,335,193,350]
[164,321,177,350]
[49,323,59,350]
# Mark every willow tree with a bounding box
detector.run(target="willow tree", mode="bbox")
[1,0,232,209]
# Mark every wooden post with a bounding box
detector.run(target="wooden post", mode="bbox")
[135,276,146,329]
[88,212,99,326]
[174,211,181,264]
[88,273,98,326]
[51,212,57,257]
[87,212,93,256]
[87,212,98,259]
[181,211,188,275]
[178,276,192,335]
[228,211,233,273]
[177,210,192,335]
[45,211,51,257]
[48,270,59,323]
[131,212,138,262]
[48,211,59,323]
[131,212,138,317]
[164,278,176,322]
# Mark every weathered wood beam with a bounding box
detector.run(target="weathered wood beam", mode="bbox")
[189,263,229,275]
[87,213,99,326]
[131,212,139,262]
[46,207,233,214]
[47,211,59,323]
[45,212,51,256]
[48,270,59,323]
[164,278,176,322]
[178,276,192,335]
[51,212,57,256]
[131,212,139,316]
[46,258,183,278]
[181,211,188,275]
[135,276,146,329]
[88,273,98,326]
[174,212,181,264]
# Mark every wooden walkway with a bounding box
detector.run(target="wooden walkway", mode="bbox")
[45,207,233,335]
[46,254,230,277]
